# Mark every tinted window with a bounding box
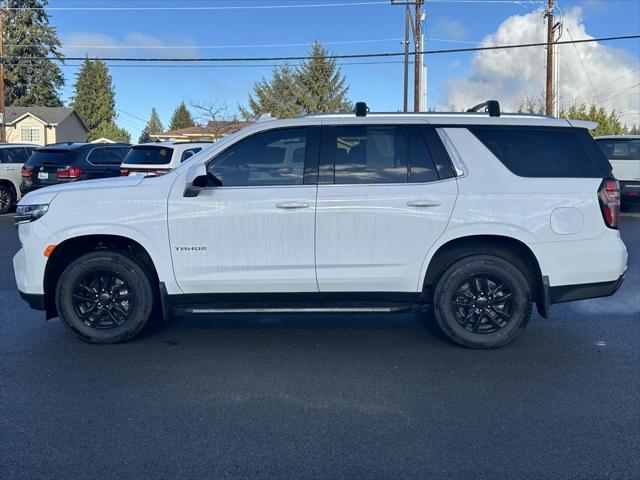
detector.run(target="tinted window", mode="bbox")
[409,126,439,183]
[0,148,29,164]
[596,139,640,160]
[181,147,202,162]
[208,128,306,187]
[26,150,76,167]
[471,127,604,178]
[89,147,126,165]
[124,146,174,165]
[332,126,408,184]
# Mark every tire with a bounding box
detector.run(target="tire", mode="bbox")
[432,254,532,349]
[55,250,155,344]
[0,184,15,214]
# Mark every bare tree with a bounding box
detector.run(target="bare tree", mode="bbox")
[187,98,248,138]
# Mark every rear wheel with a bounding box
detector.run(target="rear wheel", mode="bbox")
[55,251,154,343]
[0,184,15,214]
[432,254,532,349]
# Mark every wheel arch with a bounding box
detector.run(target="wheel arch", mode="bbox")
[43,234,160,319]
[421,234,544,309]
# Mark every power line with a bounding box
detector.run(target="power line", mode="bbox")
[3,34,637,62]
[4,0,542,11]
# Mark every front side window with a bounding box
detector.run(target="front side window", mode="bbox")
[20,126,40,143]
[208,128,307,187]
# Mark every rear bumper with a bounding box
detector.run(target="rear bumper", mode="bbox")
[549,274,625,303]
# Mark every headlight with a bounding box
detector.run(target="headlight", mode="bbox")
[15,204,49,225]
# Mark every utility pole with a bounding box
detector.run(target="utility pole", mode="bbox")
[413,0,423,112]
[0,5,5,143]
[391,0,413,112]
[545,0,555,116]
[403,1,410,112]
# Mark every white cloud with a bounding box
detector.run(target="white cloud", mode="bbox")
[441,7,640,126]
[431,17,470,42]
[60,32,199,59]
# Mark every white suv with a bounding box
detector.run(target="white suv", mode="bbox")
[0,144,37,214]
[13,102,628,348]
[595,135,640,202]
[119,141,211,176]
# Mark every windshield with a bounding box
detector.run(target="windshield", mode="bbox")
[26,149,76,166]
[123,146,174,165]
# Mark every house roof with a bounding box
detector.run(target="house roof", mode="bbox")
[153,122,253,139]
[5,106,89,131]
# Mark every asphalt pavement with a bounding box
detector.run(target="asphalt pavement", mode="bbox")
[0,211,638,480]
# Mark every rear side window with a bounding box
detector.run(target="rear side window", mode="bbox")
[327,125,451,185]
[471,127,607,178]
[332,126,408,184]
[596,139,640,160]
[181,147,202,162]
[124,146,174,165]
[0,148,30,164]
[89,147,126,165]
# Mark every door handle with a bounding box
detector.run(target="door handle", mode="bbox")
[275,202,310,209]
[5,167,15,171]
[407,200,441,207]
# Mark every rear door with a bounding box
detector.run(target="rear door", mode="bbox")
[0,147,31,196]
[315,124,458,292]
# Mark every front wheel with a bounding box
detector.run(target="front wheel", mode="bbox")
[432,254,532,349]
[55,251,154,344]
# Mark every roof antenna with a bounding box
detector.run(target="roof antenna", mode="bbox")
[354,102,369,117]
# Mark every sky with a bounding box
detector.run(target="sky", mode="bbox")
[40,0,640,140]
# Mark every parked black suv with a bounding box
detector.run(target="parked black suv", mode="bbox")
[21,143,131,194]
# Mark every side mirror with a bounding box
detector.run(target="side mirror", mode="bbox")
[183,163,208,198]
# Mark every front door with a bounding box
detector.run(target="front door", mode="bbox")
[168,127,319,294]
[315,124,458,292]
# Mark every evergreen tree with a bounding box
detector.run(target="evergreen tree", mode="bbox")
[240,65,303,120]
[169,102,195,130]
[93,122,130,143]
[294,43,352,114]
[241,43,352,120]
[138,128,151,144]
[146,108,164,135]
[630,125,639,135]
[71,58,117,139]
[2,0,64,106]
[560,101,627,137]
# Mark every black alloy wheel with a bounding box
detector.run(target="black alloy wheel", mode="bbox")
[72,271,135,329]
[451,274,514,334]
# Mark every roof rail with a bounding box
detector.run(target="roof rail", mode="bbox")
[466,100,501,117]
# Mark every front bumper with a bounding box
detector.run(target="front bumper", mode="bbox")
[19,291,45,311]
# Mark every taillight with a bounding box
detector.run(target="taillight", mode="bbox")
[21,166,33,177]
[57,167,83,179]
[120,169,129,176]
[598,179,620,229]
